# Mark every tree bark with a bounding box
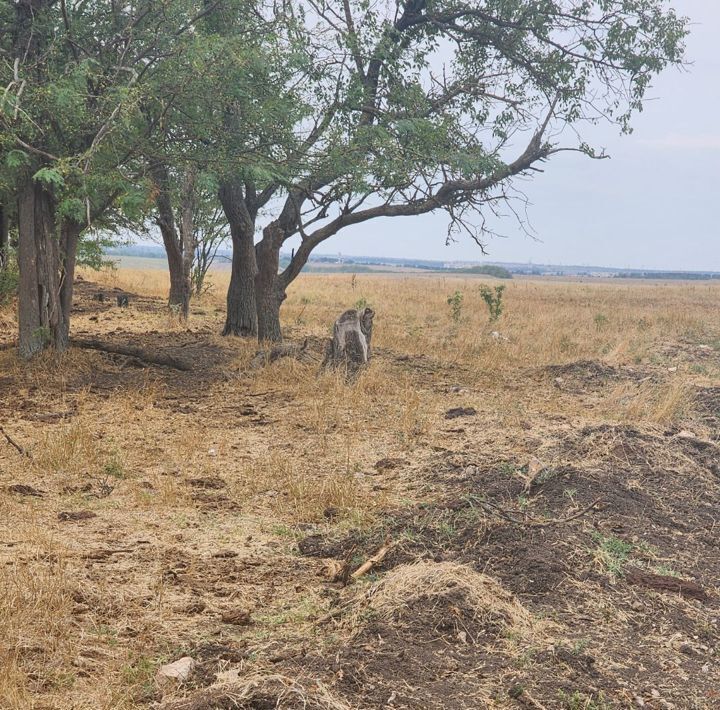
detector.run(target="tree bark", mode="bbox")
[0,203,8,268]
[17,179,68,357]
[255,233,285,342]
[153,164,194,319]
[58,219,82,347]
[219,178,257,337]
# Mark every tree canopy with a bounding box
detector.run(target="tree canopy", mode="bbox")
[1,0,688,351]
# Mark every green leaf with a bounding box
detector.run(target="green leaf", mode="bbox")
[33,167,65,189]
[6,150,29,169]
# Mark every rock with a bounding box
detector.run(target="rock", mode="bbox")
[667,366,677,372]
[156,656,196,688]
[553,377,564,388]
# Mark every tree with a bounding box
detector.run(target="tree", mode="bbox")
[0,0,222,356]
[219,0,687,341]
[191,202,227,297]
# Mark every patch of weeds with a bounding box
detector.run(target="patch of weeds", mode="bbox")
[594,313,608,331]
[559,690,610,709]
[436,519,458,541]
[637,317,651,331]
[121,654,155,688]
[563,487,577,503]
[571,638,591,655]
[479,284,505,321]
[354,296,368,311]
[447,290,463,323]
[103,455,125,479]
[94,624,119,648]
[516,646,538,669]
[653,564,680,578]
[497,461,519,477]
[516,495,529,511]
[534,467,560,485]
[271,524,299,539]
[592,533,632,576]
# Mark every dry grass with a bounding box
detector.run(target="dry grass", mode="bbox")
[1,267,719,709]
[161,673,353,710]
[343,560,534,636]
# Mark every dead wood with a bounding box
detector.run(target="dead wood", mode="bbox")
[7,483,44,496]
[1,425,31,457]
[351,541,393,581]
[250,338,310,368]
[479,498,601,527]
[321,307,374,378]
[72,338,192,371]
[625,567,710,602]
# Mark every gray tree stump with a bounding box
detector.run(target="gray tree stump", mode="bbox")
[322,307,374,378]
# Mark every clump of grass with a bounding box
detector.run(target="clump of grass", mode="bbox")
[612,377,691,425]
[559,690,611,709]
[592,533,632,576]
[35,422,101,476]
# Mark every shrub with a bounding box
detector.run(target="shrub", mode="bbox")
[447,290,463,323]
[479,284,505,321]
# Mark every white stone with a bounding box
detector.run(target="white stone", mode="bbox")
[156,656,196,687]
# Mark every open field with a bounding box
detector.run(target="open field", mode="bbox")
[1,270,719,709]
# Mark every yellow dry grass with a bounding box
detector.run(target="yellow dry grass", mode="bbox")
[0,266,718,708]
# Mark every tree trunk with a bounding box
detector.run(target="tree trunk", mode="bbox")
[0,203,8,268]
[153,163,193,319]
[167,249,191,317]
[58,219,82,347]
[17,179,68,357]
[219,179,257,337]
[255,235,285,342]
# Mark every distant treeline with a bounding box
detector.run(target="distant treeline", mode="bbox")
[615,272,720,281]
[454,264,513,279]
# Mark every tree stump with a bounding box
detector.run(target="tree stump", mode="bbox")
[322,307,374,378]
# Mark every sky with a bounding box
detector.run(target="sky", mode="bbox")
[310,0,719,271]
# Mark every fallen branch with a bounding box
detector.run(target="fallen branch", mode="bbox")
[1,425,31,458]
[351,541,393,581]
[480,498,601,527]
[72,338,192,371]
[250,339,311,368]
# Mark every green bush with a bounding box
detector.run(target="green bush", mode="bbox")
[479,284,505,321]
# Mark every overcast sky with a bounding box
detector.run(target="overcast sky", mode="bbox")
[312,0,718,270]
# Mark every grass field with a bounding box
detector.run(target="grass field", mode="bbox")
[1,268,719,709]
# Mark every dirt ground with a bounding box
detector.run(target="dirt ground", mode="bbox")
[1,272,719,709]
